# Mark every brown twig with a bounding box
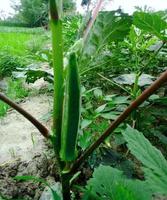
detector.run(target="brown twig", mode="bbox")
[70,70,167,174]
[0,93,50,139]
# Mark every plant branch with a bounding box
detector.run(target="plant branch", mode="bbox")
[70,70,167,173]
[83,0,103,40]
[0,93,50,139]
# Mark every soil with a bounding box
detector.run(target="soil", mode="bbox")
[0,95,52,164]
[0,89,59,199]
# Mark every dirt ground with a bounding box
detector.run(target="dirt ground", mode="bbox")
[0,92,58,199]
[0,94,52,164]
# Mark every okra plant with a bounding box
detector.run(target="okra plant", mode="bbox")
[0,1,167,199]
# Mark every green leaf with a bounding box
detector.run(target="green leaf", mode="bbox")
[112,96,129,104]
[101,112,118,120]
[14,175,50,187]
[78,131,92,150]
[153,131,167,145]
[113,74,154,86]
[103,94,117,101]
[133,12,167,40]
[153,97,167,105]
[95,104,106,113]
[51,190,61,200]
[51,190,62,200]
[81,119,92,129]
[25,70,54,83]
[84,10,132,56]
[123,126,167,195]
[41,184,62,200]
[84,165,152,200]
[93,88,103,98]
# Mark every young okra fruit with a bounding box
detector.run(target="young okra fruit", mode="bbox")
[60,52,81,162]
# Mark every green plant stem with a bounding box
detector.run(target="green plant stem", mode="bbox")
[0,93,50,138]
[50,1,64,155]
[70,70,167,174]
[61,173,71,200]
[132,72,140,99]
[49,0,59,20]
[50,2,72,200]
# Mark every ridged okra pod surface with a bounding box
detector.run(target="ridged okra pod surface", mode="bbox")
[60,53,81,162]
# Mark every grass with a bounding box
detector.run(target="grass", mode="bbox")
[0,26,49,118]
[0,26,48,57]
[0,102,9,117]
[7,78,29,99]
[0,51,26,78]
[0,78,29,118]
[0,26,49,117]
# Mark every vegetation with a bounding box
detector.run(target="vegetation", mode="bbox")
[0,0,167,200]
[0,78,28,117]
[0,26,47,56]
[10,0,76,27]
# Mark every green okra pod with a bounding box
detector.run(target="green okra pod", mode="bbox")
[60,53,81,162]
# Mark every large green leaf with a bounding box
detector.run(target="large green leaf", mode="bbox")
[83,165,152,200]
[123,126,167,195]
[83,10,132,56]
[133,12,167,40]
[113,74,154,86]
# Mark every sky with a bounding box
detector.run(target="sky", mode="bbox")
[0,0,167,18]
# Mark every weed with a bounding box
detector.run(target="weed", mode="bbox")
[7,79,28,100]
[0,78,28,117]
[0,102,9,117]
[0,51,25,78]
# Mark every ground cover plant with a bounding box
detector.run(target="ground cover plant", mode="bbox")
[0,26,46,56]
[0,78,28,117]
[0,0,167,200]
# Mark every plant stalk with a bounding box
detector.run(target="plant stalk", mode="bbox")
[70,70,167,173]
[50,0,64,154]
[83,0,103,40]
[61,172,71,200]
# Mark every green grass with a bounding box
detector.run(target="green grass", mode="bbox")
[0,102,9,117]
[0,26,44,33]
[7,79,29,99]
[0,51,26,78]
[0,26,49,117]
[0,26,48,57]
[0,78,29,118]
[0,26,49,79]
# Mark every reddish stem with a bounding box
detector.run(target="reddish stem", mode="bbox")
[83,0,103,39]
